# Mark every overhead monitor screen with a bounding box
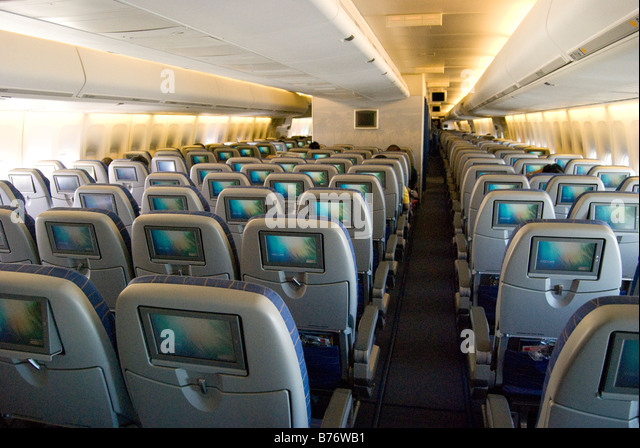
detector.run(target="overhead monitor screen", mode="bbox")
[589,203,638,232]
[259,231,324,270]
[145,226,205,264]
[149,195,188,211]
[492,201,543,229]
[114,167,138,182]
[528,236,604,278]
[45,222,100,258]
[79,193,117,213]
[224,197,266,223]
[139,306,246,372]
[557,184,597,205]
[208,179,241,198]
[431,91,445,102]
[54,175,80,193]
[599,331,639,400]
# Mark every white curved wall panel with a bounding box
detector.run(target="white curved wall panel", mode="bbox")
[0,30,309,116]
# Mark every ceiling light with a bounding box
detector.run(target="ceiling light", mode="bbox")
[415,64,444,74]
[386,13,442,28]
[427,80,450,88]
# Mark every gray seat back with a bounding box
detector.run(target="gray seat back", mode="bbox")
[0,263,135,427]
[35,207,134,310]
[569,191,639,281]
[537,296,638,428]
[116,276,310,427]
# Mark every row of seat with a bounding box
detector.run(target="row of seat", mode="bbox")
[0,207,390,426]
[0,143,418,428]
[0,262,346,427]
[5,144,414,217]
[440,130,638,428]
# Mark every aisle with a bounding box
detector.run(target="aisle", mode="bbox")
[356,152,473,428]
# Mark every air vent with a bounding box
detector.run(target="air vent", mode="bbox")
[215,105,250,111]
[164,101,213,108]
[0,88,74,98]
[79,94,161,104]
[568,13,639,61]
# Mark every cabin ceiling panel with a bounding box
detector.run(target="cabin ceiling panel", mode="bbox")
[1,0,635,118]
[0,0,410,105]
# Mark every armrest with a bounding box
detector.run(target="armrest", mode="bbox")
[320,388,355,428]
[453,212,463,234]
[397,213,408,239]
[371,261,391,316]
[354,304,378,362]
[469,306,492,360]
[385,234,398,262]
[453,233,468,260]
[454,259,471,297]
[372,261,390,298]
[454,259,471,314]
[466,306,493,397]
[484,394,514,428]
[353,304,380,397]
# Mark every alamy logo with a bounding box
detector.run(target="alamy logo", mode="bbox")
[160,329,175,354]
[460,69,476,94]
[160,68,175,94]
[264,191,372,238]
[9,199,26,224]
[609,199,626,224]
[460,329,475,354]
